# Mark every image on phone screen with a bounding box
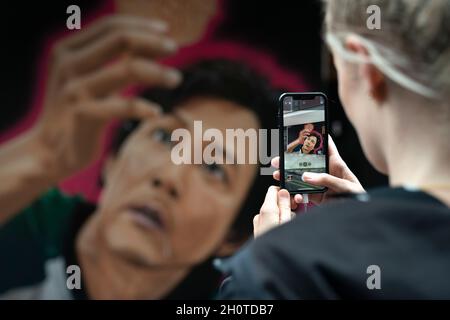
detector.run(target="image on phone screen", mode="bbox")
[280,93,328,194]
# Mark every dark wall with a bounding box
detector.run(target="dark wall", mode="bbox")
[0,1,101,132]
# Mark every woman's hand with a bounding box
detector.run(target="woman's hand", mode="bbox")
[34,15,182,180]
[253,186,292,237]
[297,127,311,145]
[273,135,365,205]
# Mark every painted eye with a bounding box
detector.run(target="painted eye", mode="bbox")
[152,128,172,145]
[203,162,227,183]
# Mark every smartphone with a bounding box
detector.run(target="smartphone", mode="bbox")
[278,92,329,195]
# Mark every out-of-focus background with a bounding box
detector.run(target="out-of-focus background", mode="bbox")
[0,0,388,194]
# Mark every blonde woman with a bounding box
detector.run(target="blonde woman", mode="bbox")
[220,0,450,299]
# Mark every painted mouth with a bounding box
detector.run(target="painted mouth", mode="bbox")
[127,204,166,231]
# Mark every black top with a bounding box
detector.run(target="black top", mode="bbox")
[218,187,450,299]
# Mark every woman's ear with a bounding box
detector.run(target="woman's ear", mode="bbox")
[364,63,387,103]
[345,35,387,104]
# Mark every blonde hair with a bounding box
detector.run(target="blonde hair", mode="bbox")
[323,0,450,100]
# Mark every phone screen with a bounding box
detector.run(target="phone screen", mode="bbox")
[279,93,328,194]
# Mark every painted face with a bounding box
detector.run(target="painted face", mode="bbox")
[95,97,259,268]
[302,135,317,154]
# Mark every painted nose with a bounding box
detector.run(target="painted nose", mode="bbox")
[151,176,179,199]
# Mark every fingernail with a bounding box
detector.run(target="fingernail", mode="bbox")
[134,99,162,115]
[151,20,169,32]
[279,189,290,200]
[165,69,182,86]
[162,38,177,51]
[270,157,278,167]
[302,172,317,182]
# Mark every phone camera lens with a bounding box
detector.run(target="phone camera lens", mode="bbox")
[284,97,293,110]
